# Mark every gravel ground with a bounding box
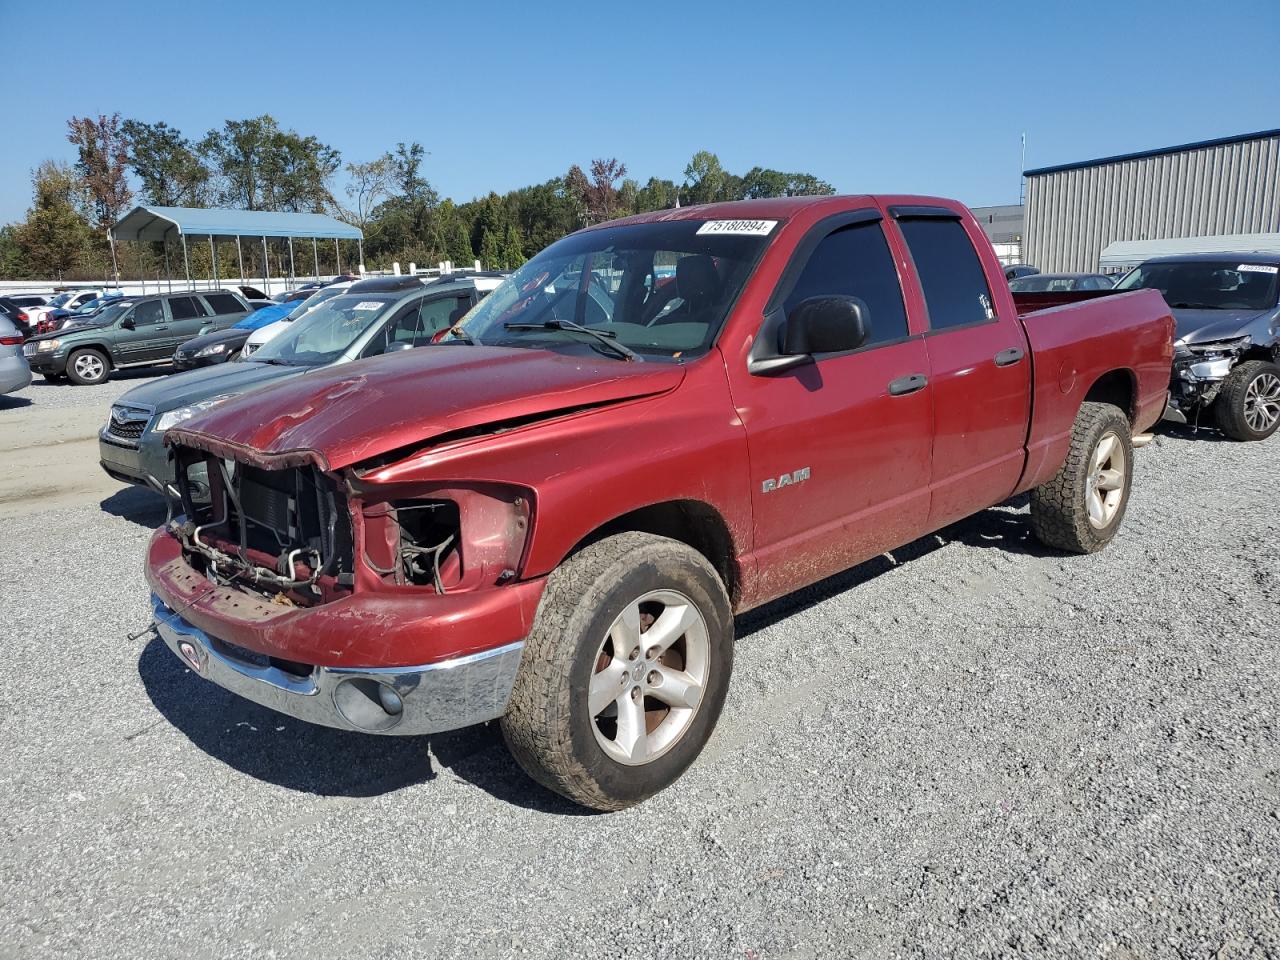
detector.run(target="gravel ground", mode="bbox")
[0,406,1277,959]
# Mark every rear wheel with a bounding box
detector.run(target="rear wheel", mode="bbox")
[66,348,109,385]
[501,532,733,811]
[1030,401,1133,554]
[1214,360,1280,441]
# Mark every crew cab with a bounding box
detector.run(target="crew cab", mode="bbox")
[145,196,1174,810]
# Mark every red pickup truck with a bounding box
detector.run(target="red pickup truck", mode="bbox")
[146,195,1174,810]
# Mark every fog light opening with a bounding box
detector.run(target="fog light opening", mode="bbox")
[333,677,405,731]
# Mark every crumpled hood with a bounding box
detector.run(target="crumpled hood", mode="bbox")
[1174,307,1277,343]
[170,346,686,470]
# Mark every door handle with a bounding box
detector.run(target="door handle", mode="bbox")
[888,373,928,396]
[155,325,169,331]
[994,347,1024,367]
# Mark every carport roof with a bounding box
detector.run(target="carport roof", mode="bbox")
[1100,233,1280,268]
[111,206,363,242]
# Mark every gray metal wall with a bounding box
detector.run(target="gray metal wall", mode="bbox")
[1024,133,1280,272]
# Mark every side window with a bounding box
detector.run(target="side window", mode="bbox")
[784,221,909,347]
[132,301,164,326]
[417,296,467,336]
[203,293,244,315]
[897,218,995,331]
[168,296,205,320]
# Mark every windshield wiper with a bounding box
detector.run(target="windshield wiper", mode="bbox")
[1168,302,1220,310]
[503,319,638,361]
[256,357,299,366]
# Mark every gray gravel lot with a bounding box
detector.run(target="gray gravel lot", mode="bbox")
[0,389,1277,959]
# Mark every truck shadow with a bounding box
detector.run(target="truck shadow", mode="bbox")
[101,486,169,528]
[135,634,590,814]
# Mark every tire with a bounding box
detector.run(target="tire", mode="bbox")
[1213,360,1280,442]
[1030,401,1133,554]
[500,532,734,811]
[65,348,110,385]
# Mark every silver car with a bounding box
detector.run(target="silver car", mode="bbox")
[0,314,33,395]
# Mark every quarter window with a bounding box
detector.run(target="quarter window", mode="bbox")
[785,221,909,347]
[204,293,244,315]
[898,218,995,331]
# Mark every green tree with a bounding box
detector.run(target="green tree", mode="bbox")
[447,218,474,267]
[121,119,209,206]
[199,116,340,212]
[683,150,727,205]
[741,166,836,199]
[66,113,132,231]
[502,223,526,268]
[15,161,97,278]
[480,226,505,269]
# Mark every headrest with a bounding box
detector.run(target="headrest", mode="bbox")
[677,255,720,304]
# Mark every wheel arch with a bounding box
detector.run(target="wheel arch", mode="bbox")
[1082,367,1137,423]
[67,341,115,365]
[563,499,740,605]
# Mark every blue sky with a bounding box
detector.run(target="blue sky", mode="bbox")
[2,0,1277,226]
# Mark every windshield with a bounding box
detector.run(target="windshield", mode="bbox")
[286,285,348,321]
[91,303,132,325]
[248,293,398,366]
[48,293,73,307]
[456,219,774,359]
[1116,261,1280,310]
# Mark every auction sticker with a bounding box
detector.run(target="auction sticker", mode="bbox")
[352,301,384,310]
[696,219,778,236]
[1237,264,1278,274]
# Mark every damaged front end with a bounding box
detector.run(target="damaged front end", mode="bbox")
[1166,335,1256,423]
[147,441,544,736]
[164,444,530,607]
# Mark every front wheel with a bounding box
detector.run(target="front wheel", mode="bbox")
[1214,360,1280,441]
[501,532,734,811]
[1030,401,1133,554]
[65,348,110,385]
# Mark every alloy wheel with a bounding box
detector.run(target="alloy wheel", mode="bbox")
[588,590,709,766]
[1085,430,1126,530]
[1243,373,1280,433]
[74,354,105,382]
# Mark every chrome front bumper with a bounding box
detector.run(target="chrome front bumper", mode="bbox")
[151,595,524,735]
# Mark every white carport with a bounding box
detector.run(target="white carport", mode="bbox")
[110,206,364,293]
[1100,233,1280,269]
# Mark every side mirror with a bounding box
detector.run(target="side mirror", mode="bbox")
[386,341,414,353]
[782,296,869,356]
[120,316,135,330]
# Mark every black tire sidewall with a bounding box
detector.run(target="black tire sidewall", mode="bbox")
[1217,361,1280,441]
[563,549,733,807]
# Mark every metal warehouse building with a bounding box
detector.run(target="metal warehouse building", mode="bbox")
[1023,128,1280,272]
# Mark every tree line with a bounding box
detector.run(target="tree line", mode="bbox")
[0,113,836,281]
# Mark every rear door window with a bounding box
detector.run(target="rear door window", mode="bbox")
[898,218,995,331]
[784,220,909,347]
[203,293,244,315]
[167,296,206,320]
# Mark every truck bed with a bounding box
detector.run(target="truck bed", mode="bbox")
[1013,288,1175,495]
